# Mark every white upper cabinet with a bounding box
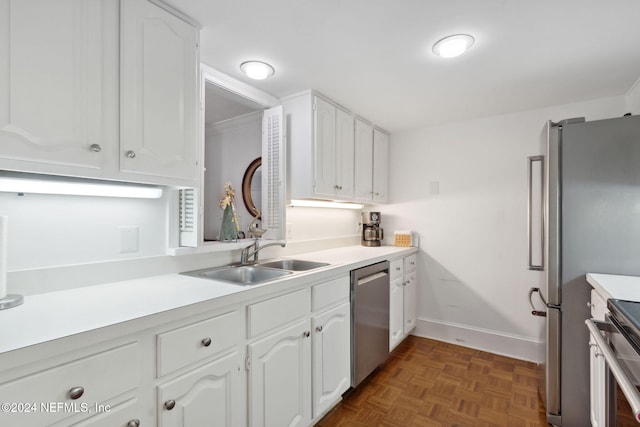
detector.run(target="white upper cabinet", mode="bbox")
[335,108,355,198]
[0,0,199,186]
[0,0,118,176]
[284,90,386,203]
[354,119,374,201]
[373,129,389,203]
[310,96,355,199]
[313,97,337,197]
[121,0,199,184]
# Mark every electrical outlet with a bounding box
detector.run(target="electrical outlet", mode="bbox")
[356,222,361,233]
[119,226,139,253]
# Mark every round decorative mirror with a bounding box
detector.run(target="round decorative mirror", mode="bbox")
[242,157,262,219]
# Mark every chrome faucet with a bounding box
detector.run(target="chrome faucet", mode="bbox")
[240,240,286,264]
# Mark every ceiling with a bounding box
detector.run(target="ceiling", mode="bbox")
[168,0,640,133]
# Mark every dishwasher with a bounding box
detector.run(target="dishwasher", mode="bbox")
[351,260,390,387]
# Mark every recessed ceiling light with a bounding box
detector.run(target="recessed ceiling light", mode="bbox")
[432,34,475,58]
[240,61,275,80]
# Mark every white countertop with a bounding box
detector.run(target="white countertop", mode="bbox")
[0,245,416,354]
[587,273,640,302]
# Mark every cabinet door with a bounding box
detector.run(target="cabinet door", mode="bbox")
[311,302,350,418]
[121,0,198,182]
[335,108,355,199]
[313,97,337,197]
[0,0,116,173]
[157,351,242,427]
[354,119,373,201]
[373,129,389,203]
[589,335,606,427]
[403,271,417,335]
[248,319,311,427]
[389,277,405,351]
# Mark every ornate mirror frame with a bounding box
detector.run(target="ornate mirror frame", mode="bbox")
[242,157,262,219]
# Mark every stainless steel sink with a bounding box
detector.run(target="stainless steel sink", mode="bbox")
[182,265,292,285]
[256,259,330,271]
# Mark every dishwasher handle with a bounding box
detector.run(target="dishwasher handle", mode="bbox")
[357,272,388,286]
[586,319,640,423]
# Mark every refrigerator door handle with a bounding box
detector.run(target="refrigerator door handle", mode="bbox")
[529,287,547,317]
[527,155,545,271]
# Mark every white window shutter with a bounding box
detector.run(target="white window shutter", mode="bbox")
[179,188,198,247]
[262,106,285,241]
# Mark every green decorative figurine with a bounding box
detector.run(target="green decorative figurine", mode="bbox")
[219,182,240,241]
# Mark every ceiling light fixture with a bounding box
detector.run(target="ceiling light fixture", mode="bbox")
[432,34,475,58]
[240,61,275,80]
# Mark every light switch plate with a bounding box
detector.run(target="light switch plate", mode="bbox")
[119,226,139,253]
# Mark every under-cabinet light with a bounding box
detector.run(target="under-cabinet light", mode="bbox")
[0,175,163,199]
[289,199,364,210]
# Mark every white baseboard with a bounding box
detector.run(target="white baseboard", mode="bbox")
[413,317,544,363]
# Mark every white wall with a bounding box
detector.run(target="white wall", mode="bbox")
[0,192,167,270]
[382,95,627,362]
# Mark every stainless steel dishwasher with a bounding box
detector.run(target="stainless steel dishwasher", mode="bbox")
[351,260,390,387]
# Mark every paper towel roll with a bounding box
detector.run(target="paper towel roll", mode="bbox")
[0,216,7,300]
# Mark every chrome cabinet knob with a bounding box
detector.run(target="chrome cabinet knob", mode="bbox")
[201,337,212,347]
[587,302,594,309]
[89,144,102,152]
[125,150,136,158]
[303,331,310,338]
[164,400,176,410]
[127,420,141,427]
[316,326,323,333]
[68,386,84,400]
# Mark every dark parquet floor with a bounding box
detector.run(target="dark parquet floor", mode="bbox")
[316,335,550,427]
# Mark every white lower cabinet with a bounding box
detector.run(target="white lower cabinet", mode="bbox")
[0,272,360,427]
[248,319,312,427]
[589,289,607,427]
[0,342,140,427]
[312,301,350,418]
[389,276,405,350]
[403,270,417,334]
[389,254,418,351]
[158,351,243,427]
[247,275,350,427]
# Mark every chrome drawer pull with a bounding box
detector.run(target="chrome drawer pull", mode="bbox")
[68,386,84,400]
[127,420,141,427]
[201,337,212,347]
[164,400,176,410]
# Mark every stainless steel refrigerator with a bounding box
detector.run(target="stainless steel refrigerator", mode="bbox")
[528,115,640,427]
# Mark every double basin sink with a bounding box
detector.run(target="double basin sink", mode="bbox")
[182,259,330,286]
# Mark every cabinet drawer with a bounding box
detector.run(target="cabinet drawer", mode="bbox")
[70,398,141,427]
[247,289,310,338]
[0,343,139,427]
[404,254,417,273]
[390,259,403,279]
[312,276,350,312]
[157,310,240,377]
